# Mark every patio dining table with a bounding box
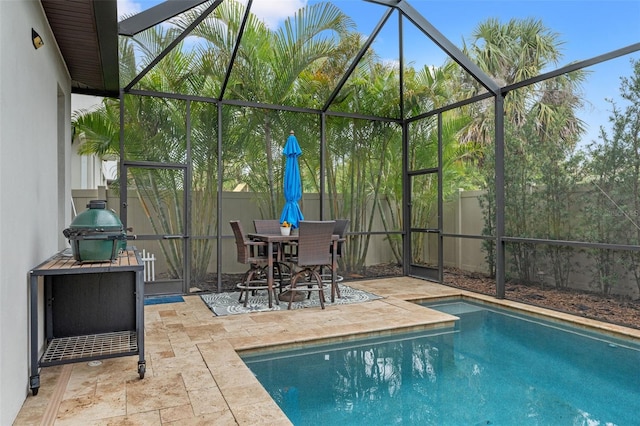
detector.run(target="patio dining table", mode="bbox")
[247,232,340,308]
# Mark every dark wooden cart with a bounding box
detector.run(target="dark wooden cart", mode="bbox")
[28,247,145,395]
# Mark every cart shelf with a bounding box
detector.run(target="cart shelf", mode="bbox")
[40,331,138,366]
[29,248,145,395]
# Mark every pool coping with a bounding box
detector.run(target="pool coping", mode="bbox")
[202,280,640,425]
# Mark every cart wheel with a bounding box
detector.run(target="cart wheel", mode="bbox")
[30,375,40,396]
[138,363,146,379]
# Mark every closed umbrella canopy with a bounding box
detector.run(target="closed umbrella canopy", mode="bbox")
[279,131,304,228]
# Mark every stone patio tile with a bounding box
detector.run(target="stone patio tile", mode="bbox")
[56,383,127,423]
[160,403,195,423]
[164,410,238,425]
[91,410,162,425]
[125,373,189,414]
[188,386,229,416]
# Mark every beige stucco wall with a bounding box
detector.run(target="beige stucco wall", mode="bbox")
[71,189,398,277]
[71,185,640,299]
[0,1,72,423]
[441,189,488,273]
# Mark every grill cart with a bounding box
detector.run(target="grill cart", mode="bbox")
[28,201,144,396]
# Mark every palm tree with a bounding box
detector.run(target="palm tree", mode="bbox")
[73,1,354,286]
[460,17,585,281]
[177,1,355,218]
[461,17,580,150]
[321,58,479,271]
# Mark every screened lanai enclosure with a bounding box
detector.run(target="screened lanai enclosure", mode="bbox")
[73,0,640,305]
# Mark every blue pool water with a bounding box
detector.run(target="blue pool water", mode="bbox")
[242,300,640,425]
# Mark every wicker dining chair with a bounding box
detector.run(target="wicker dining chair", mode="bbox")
[333,219,350,259]
[254,219,298,259]
[285,220,335,309]
[230,220,273,307]
[253,219,291,290]
[253,219,281,235]
[323,218,350,300]
[253,219,280,257]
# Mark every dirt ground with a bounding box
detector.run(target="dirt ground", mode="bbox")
[197,264,640,330]
[442,267,640,331]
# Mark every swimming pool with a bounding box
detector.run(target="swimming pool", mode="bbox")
[242,299,640,425]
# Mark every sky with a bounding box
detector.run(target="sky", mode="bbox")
[114,0,640,147]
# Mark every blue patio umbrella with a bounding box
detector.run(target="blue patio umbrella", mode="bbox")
[279,131,304,228]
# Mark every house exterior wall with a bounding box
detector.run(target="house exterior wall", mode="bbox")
[0,1,72,423]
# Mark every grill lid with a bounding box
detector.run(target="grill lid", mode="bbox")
[66,200,123,232]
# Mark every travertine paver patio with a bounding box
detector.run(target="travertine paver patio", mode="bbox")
[14,277,640,425]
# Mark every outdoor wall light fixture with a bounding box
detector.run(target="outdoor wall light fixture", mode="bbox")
[32,28,44,50]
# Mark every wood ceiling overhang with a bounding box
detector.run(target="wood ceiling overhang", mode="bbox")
[41,0,119,97]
